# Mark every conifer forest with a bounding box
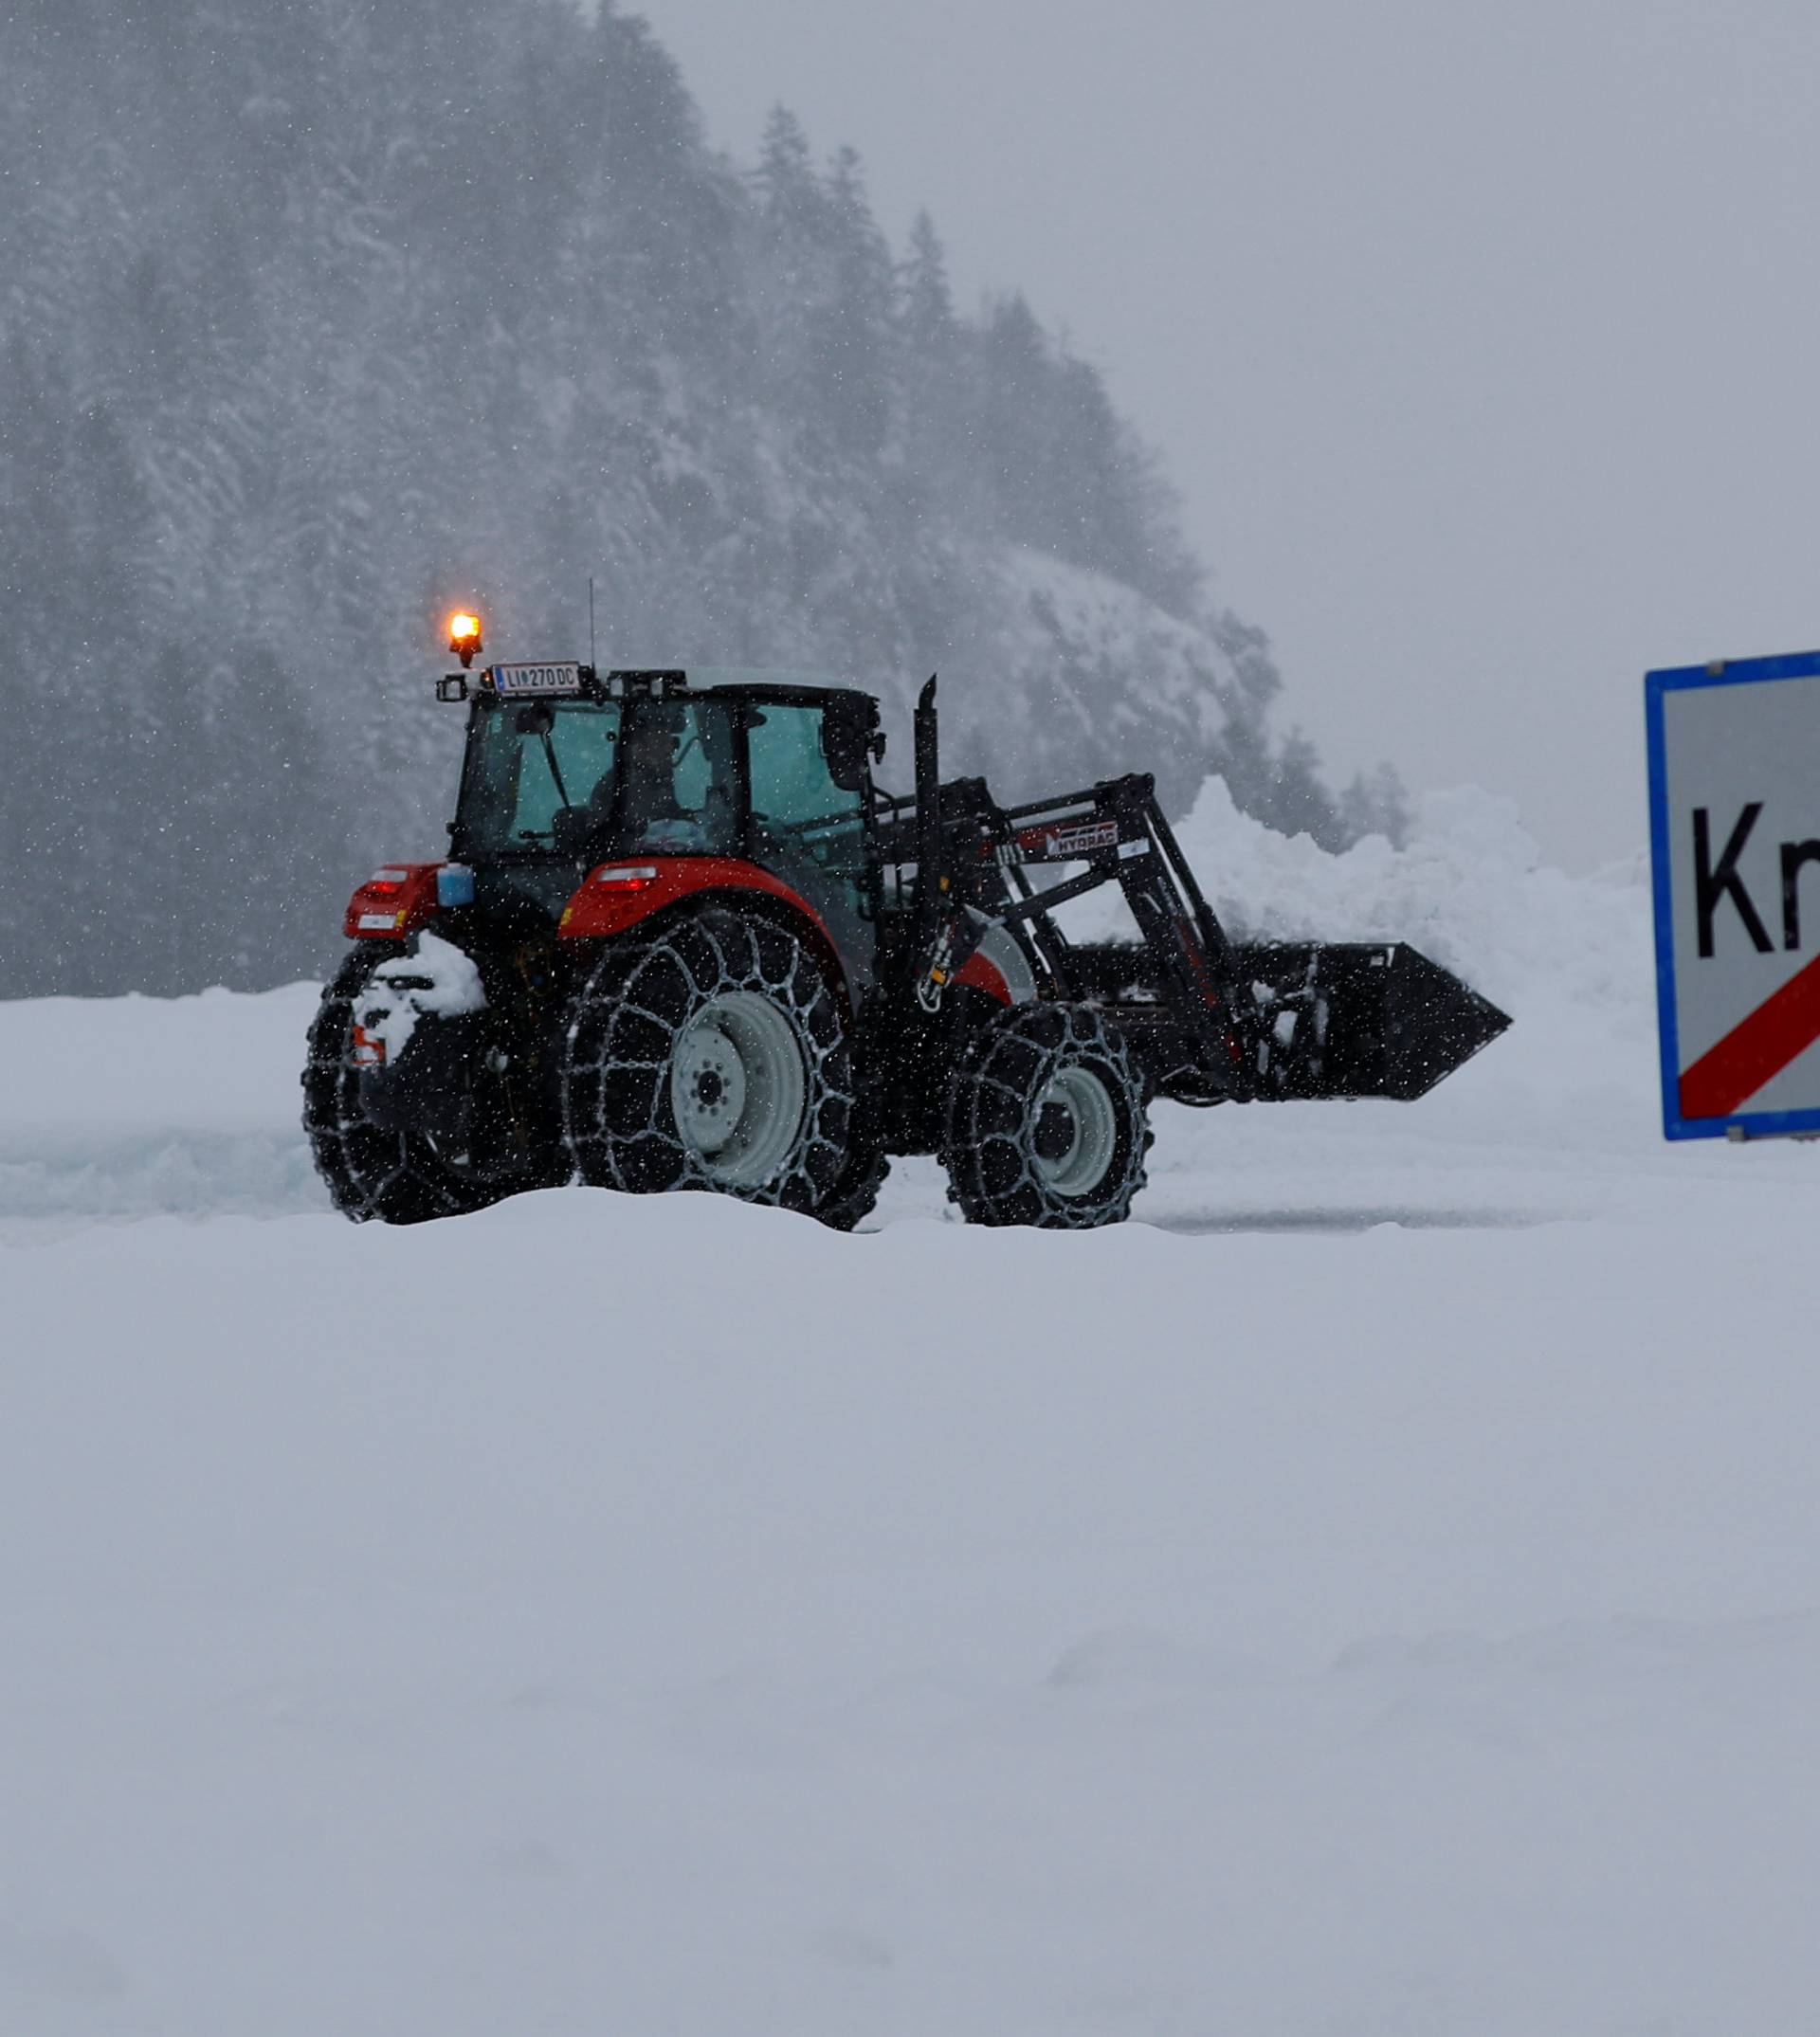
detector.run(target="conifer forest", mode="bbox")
[0,0,1403,996]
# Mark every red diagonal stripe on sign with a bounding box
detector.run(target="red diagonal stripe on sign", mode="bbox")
[1680,951,1820,1119]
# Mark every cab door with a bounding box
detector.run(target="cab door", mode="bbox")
[743,701,877,992]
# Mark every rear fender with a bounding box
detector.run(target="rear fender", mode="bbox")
[557,857,849,1009]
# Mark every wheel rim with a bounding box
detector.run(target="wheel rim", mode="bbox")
[669,991,808,1188]
[1030,1064,1119,1196]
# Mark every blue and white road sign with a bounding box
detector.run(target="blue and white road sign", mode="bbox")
[1647,647,1820,1140]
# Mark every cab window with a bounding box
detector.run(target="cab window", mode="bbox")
[461,700,621,854]
[746,704,868,917]
[620,700,740,855]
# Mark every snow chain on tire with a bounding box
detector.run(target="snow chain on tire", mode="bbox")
[812,1140,891,1233]
[560,907,861,1221]
[942,1001,1151,1228]
[302,946,518,1225]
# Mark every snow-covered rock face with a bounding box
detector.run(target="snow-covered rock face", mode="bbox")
[910,547,1249,815]
[356,932,487,1065]
[995,546,1236,750]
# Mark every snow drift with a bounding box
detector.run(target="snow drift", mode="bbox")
[6,785,1820,2036]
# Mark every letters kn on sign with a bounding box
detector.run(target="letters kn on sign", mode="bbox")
[1647,649,1820,1138]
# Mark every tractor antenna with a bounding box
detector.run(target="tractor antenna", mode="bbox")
[589,576,597,670]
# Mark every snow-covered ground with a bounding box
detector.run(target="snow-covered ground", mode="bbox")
[5,788,1820,2035]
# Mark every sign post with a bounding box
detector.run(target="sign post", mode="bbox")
[1647,648,1820,1139]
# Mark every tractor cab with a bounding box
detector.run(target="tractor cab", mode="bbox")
[446,665,884,991]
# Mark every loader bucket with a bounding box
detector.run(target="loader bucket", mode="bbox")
[1229,942,1510,1101]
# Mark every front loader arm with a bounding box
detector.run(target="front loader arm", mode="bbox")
[897,734,1244,1093]
[973,775,1241,1094]
[894,693,1507,1106]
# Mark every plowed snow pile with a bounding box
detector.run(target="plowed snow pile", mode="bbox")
[5,786,1819,2037]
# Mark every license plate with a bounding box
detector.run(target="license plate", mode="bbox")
[490,661,583,696]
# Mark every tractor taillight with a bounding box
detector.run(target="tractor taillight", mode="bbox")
[591,864,659,890]
[345,863,443,940]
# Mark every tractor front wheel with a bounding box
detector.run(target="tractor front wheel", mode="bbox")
[942,1002,1150,1228]
[560,908,860,1221]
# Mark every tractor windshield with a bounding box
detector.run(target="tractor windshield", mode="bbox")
[455,696,744,862]
[458,699,623,857]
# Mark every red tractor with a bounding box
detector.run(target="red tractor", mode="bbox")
[303,625,1507,1229]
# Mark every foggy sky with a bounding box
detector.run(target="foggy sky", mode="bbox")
[630,0,1820,867]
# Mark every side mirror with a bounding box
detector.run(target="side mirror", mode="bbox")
[821,698,880,792]
[436,675,469,702]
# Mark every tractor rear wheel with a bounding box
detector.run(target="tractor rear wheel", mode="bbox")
[560,908,859,1221]
[302,946,529,1225]
[942,1002,1151,1228]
